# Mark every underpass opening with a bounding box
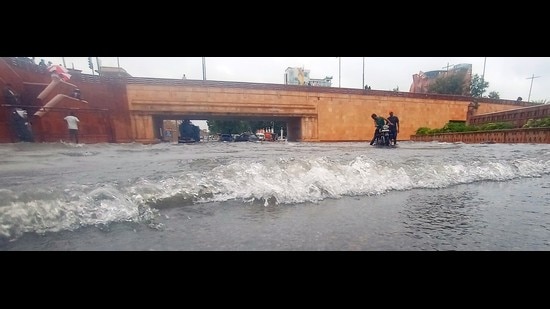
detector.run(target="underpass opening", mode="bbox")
[151,114,300,143]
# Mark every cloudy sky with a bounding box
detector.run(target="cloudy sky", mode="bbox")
[36,57,550,103]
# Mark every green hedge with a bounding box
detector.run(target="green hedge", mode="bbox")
[523,117,550,128]
[415,121,515,135]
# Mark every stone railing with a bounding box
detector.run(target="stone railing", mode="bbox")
[410,127,550,144]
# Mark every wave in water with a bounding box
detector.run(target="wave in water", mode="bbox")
[1,151,549,241]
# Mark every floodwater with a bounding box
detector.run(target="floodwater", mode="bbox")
[1,140,549,251]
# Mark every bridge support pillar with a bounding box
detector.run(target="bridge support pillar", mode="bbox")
[131,114,158,144]
[287,116,318,142]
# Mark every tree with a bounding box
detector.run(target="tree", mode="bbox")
[470,74,489,97]
[488,91,500,99]
[427,72,490,97]
[207,120,250,135]
[427,71,469,95]
[207,119,287,135]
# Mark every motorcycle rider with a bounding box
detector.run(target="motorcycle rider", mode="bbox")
[369,113,393,146]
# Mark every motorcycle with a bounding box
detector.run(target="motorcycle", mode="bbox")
[374,124,391,146]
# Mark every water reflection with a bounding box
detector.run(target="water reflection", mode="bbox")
[402,188,485,250]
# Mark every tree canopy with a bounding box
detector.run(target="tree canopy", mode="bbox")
[427,73,489,97]
[488,91,500,99]
[207,119,287,136]
[470,74,489,97]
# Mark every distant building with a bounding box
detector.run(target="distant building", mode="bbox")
[409,63,472,94]
[285,67,309,85]
[284,67,332,87]
[308,76,333,87]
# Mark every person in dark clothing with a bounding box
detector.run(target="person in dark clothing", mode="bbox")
[369,113,392,145]
[72,88,82,100]
[387,111,400,145]
[11,108,34,142]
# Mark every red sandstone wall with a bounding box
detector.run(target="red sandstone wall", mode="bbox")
[469,104,550,128]
[1,58,52,142]
[1,57,132,143]
[315,92,528,142]
[124,82,531,143]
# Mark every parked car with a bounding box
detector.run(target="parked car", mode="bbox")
[219,134,233,142]
[234,132,260,142]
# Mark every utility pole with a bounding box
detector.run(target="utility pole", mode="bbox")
[338,57,341,88]
[442,62,454,73]
[481,57,487,96]
[202,57,206,80]
[481,57,487,82]
[526,74,541,102]
[362,57,365,89]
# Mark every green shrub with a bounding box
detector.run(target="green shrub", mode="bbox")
[443,122,467,132]
[523,117,550,128]
[478,122,514,130]
[415,127,432,135]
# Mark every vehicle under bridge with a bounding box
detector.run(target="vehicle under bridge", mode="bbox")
[151,113,301,143]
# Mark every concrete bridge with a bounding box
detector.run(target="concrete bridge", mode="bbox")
[124,78,534,143]
[0,57,536,144]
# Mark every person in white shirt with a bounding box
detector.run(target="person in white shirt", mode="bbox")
[64,112,80,144]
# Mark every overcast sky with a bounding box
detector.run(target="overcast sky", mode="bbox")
[36,57,550,103]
